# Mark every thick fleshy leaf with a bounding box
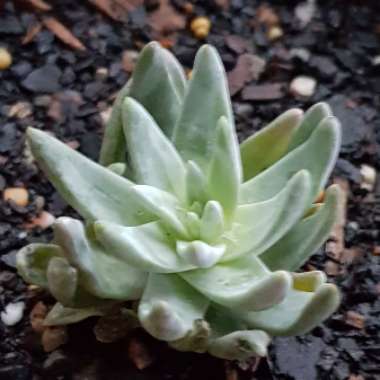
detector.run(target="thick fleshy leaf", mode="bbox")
[243,284,340,336]
[127,42,186,137]
[181,255,292,311]
[206,305,270,359]
[17,243,63,287]
[138,274,209,341]
[208,116,242,220]
[131,185,188,237]
[27,128,154,225]
[99,79,132,166]
[169,319,210,353]
[44,302,108,326]
[94,221,194,273]
[53,217,146,300]
[186,160,208,204]
[261,185,340,271]
[240,117,341,203]
[292,271,327,292]
[99,42,186,165]
[288,102,332,151]
[122,97,186,200]
[240,109,303,181]
[172,45,233,171]
[107,162,128,176]
[223,170,311,261]
[46,257,78,306]
[200,200,224,243]
[176,240,226,268]
[208,330,270,360]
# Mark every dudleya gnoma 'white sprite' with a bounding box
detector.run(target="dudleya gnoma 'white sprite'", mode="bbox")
[17,42,342,360]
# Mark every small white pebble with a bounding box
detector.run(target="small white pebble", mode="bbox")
[360,164,376,192]
[372,55,380,66]
[1,302,25,326]
[267,26,283,41]
[290,76,317,98]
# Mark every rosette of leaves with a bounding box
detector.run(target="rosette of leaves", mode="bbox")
[17,42,342,360]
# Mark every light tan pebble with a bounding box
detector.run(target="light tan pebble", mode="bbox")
[0,48,12,70]
[190,17,211,39]
[267,26,283,41]
[3,187,29,207]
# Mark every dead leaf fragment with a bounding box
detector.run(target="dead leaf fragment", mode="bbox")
[30,301,48,333]
[87,0,142,21]
[87,0,128,21]
[22,22,42,45]
[43,17,86,51]
[345,311,365,329]
[228,54,266,96]
[26,0,52,11]
[42,326,68,352]
[94,310,139,343]
[148,0,186,37]
[128,337,154,370]
[255,4,279,27]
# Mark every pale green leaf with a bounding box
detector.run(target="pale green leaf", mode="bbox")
[261,185,340,271]
[44,302,108,326]
[288,102,332,151]
[223,170,311,261]
[17,243,63,287]
[200,200,224,243]
[122,97,186,200]
[208,330,270,360]
[138,274,209,341]
[99,42,186,165]
[181,255,292,311]
[169,319,210,353]
[107,162,128,176]
[94,221,194,273]
[46,257,78,306]
[53,217,147,300]
[292,271,327,292]
[131,184,188,237]
[27,128,154,225]
[208,116,242,220]
[240,117,341,203]
[240,108,303,181]
[186,160,208,204]
[172,45,233,171]
[206,305,270,359]
[128,42,186,137]
[243,283,340,336]
[99,79,132,166]
[176,240,225,268]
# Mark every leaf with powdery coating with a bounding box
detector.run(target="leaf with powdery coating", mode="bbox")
[240,108,303,181]
[240,116,341,203]
[138,274,209,341]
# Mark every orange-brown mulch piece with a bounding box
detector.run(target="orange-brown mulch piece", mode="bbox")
[87,0,142,21]
[22,21,43,45]
[42,17,86,51]
[25,0,52,11]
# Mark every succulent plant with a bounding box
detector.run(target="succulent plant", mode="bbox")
[17,42,342,360]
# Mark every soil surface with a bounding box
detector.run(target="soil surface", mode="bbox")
[1,0,380,379]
